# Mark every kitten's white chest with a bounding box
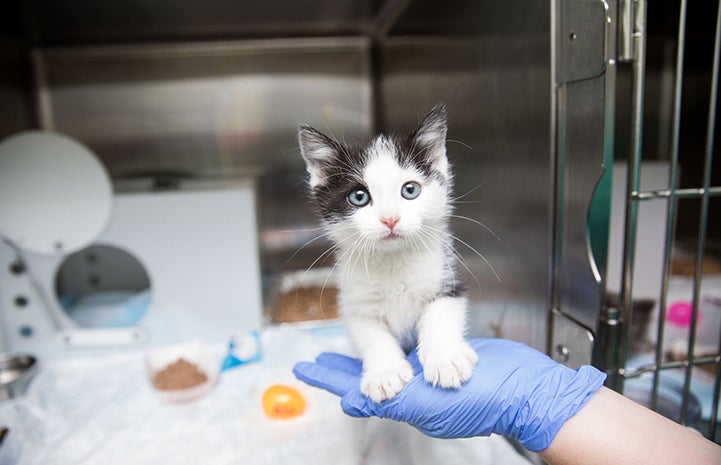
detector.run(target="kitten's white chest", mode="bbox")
[338,248,448,347]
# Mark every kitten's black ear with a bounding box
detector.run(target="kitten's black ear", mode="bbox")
[298,125,338,187]
[412,103,449,177]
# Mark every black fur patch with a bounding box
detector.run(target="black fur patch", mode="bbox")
[437,279,467,299]
[307,139,371,224]
[394,135,447,185]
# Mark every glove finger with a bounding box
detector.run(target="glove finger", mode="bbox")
[292,361,359,397]
[315,352,363,376]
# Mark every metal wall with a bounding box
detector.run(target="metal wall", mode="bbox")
[35,40,372,178]
[0,16,32,141]
[380,0,554,350]
[1,0,613,354]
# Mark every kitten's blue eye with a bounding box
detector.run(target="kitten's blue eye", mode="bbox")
[401,181,421,200]
[347,188,371,207]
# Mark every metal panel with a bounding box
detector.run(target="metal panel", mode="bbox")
[555,76,609,332]
[380,0,552,350]
[38,39,372,179]
[558,0,608,83]
[25,0,383,44]
[0,43,32,139]
[551,0,612,362]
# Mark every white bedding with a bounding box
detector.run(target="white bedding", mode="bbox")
[0,325,532,465]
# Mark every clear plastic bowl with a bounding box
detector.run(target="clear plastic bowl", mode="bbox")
[145,341,219,403]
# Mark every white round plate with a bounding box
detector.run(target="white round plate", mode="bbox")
[0,131,112,256]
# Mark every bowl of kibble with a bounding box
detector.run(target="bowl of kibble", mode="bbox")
[146,341,219,403]
[266,268,340,325]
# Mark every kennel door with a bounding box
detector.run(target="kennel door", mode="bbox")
[550,0,614,368]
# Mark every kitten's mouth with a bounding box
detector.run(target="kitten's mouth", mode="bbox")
[382,231,402,241]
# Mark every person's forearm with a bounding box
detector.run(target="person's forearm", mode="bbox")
[539,387,721,465]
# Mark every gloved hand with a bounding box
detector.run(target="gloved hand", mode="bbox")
[293,338,606,452]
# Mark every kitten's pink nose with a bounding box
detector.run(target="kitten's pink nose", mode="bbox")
[380,216,400,230]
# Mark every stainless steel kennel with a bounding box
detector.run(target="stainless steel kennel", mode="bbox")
[1,0,719,445]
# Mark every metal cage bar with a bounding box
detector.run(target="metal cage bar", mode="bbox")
[651,0,687,413]
[684,0,721,433]
[617,0,647,392]
[680,0,721,427]
[616,0,721,441]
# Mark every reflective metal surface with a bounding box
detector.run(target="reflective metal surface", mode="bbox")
[380,5,553,349]
[0,353,37,401]
[550,0,612,361]
[1,0,611,356]
[0,43,31,140]
[22,0,384,44]
[38,39,372,178]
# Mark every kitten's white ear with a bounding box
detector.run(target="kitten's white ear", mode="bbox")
[298,125,337,188]
[414,103,449,177]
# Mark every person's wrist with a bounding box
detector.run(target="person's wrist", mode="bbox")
[512,364,607,452]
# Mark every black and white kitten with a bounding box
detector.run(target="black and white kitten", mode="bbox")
[298,104,478,403]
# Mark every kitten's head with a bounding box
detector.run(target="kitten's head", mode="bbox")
[298,104,452,251]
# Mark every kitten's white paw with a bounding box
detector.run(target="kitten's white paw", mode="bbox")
[360,360,414,403]
[418,340,478,389]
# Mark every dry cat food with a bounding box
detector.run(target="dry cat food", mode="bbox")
[152,358,208,390]
[272,286,339,323]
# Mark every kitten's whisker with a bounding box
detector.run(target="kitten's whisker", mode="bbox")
[454,237,501,284]
[321,116,342,149]
[285,230,335,264]
[421,227,471,290]
[282,145,302,157]
[330,232,371,290]
[425,224,502,284]
[416,229,459,292]
[281,226,325,234]
[449,215,502,242]
[300,243,339,281]
[340,234,366,280]
[353,240,370,283]
[446,139,473,150]
[451,182,486,203]
[299,228,358,285]
[445,242,482,292]
[317,265,340,320]
[407,233,428,265]
[451,200,482,205]
[423,227,481,293]
[292,241,341,304]
[361,237,374,284]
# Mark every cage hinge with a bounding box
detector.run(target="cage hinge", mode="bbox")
[618,0,646,63]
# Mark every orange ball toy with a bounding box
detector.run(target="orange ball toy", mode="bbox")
[261,384,306,419]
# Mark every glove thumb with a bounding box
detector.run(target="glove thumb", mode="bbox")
[340,390,375,418]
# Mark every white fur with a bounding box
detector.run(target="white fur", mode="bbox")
[329,145,477,403]
[305,145,334,188]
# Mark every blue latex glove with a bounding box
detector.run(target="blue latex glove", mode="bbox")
[293,338,606,452]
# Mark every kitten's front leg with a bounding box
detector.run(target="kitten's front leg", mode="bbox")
[346,315,414,403]
[417,296,478,388]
